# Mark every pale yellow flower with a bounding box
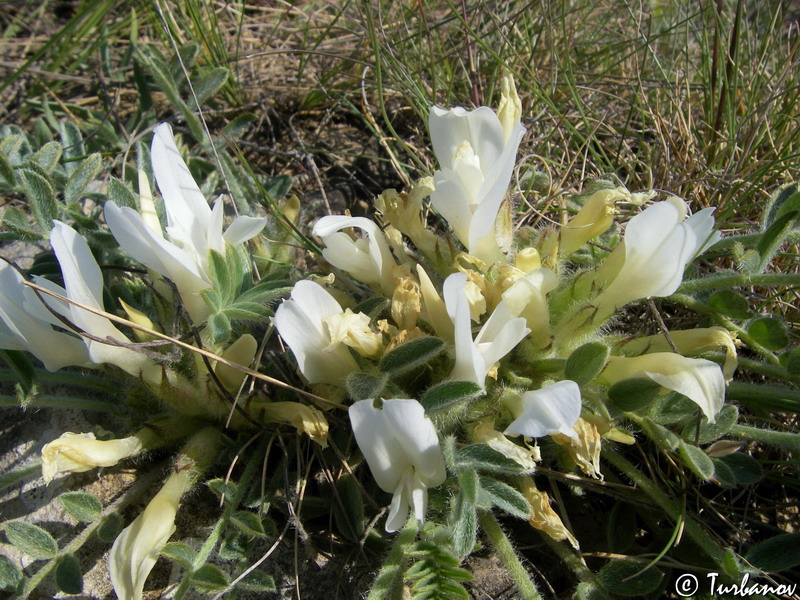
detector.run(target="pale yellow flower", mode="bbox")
[41,433,143,484]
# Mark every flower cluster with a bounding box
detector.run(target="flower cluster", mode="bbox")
[272,73,729,537]
[1,74,738,600]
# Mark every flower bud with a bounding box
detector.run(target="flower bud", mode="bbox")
[391,272,422,331]
[515,247,541,273]
[559,187,628,256]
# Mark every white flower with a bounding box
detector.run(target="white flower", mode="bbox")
[500,268,558,345]
[349,399,446,532]
[312,215,397,295]
[110,472,185,600]
[272,280,360,386]
[599,353,725,423]
[41,432,143,483]
[595,199,720,312]
[0,261,91,371]
[48,221,159,380]
[443,272,530,389]
[504,380,582,439]
[428,95,525,261]
[104,123,267,322]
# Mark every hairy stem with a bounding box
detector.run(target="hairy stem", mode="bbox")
[479,512,542,600]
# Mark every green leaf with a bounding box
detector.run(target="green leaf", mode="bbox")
[58,491,102,522]
[236,570,276,592]
[96,513,123,542]
[2,206,42,239]
[218,533,250,561]
[596,559,664,596]
[55,553,82,595]
[18,168,58,231]
[264,174,293,201]
[222,113,257,139]
[379,336,445,375]
[231,511,266,537]
[641,418,680,450]
[107,176,138,209]
[346,373,388,401]
[332,474,364,543]
[708,290,751,320]
[607,503,637,553]
[0,555,23,592]
[763,182,800,227]
[0,349,35,396]
[478,477,530,519]
[785,348,800,376]
[207,478,238,503]
[712,457,737,487]
[194,67,229,104]
[450,471,478,556]
[171,42,199,80]
[421,381,483,414]
[678,441,715,481]
[5,521,58,560]
[208,311,232,343]
[649,392,698,425]
[59,121,85,175]
[136,46,203,142]
[564,342,609,384]
[454,444,527,475]
[32,141,62,173]
[754,210,799,274]
[608,377,662,412]
[745,533,800,572]
[681,404,738,444]
[0,151,15,185]
[64,153,102,205]
[0,461,41,492]
[748,317,789,350]
[161,542,196,568]
[192,564,230,593]
[717,452,763,485]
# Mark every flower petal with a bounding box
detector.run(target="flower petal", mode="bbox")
[151,123,211,254]
[349,399,410,493]
[382,399,446,487]
[505,380,582,439]
[223,215,268,246]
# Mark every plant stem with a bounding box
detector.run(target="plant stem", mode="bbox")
[679,272,800,293]
[536,531,596,585]
[367,517,417,600]
[478,512,543,600]
[729,424,800,452]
